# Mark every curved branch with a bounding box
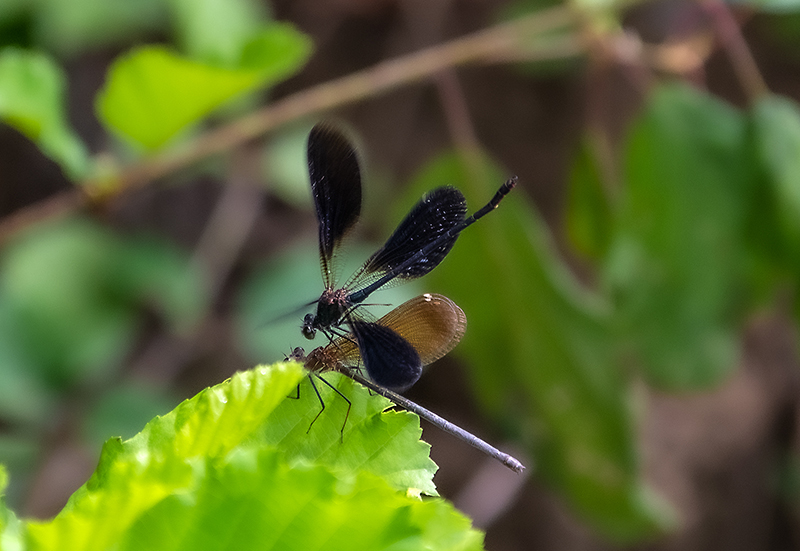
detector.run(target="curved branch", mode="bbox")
[0,6,577,243]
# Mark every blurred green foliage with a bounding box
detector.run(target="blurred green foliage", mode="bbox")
[0,218,202,389]
[0,0,166,54]
[0,48,89,179]
[402,151,672,539]
[1,0,800,546]
[606,85,752,388]
[565,137,613,261]
[0,217,204,510]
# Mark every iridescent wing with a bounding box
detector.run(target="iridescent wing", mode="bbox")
[323,293,467,391]
[307,123,362,287]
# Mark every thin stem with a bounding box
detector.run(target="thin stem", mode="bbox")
[0,190,85,244]
[701,0,768,102]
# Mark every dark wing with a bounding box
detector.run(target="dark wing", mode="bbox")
[307,123,362,286]
[325,294,465,391]
[345,187,466,300]
[375,293,466,366]
[350,320,422,392]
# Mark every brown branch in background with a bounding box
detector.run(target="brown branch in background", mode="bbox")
[0,6,576,244]
[0,190,85,244]
[434,68,495,199]
[113,6,575,189]
[641,32,715,76]
[189,145,265,305]
[436,69,481,155]
[436,67,508,200]
[131,146,265,384]
[701,0,768,102]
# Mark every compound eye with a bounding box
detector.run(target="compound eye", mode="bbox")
[301,314,317,340]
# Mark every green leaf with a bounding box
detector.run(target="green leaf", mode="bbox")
[23,362,305,550]
[0,465,24,551]
[608,83,752,388]
[169,0,269,66]
[565,136,614,260]
[0,47,89,180]
[96,23,312,150]
[750,94,800,270]
[112,236,205,332]
[20,362,477,551]
[32,0,167,55]
[116,449,481,551]
[0,310,53,423]
[261,373,439,496]
[404,151,672,541]
[237,27,311,70]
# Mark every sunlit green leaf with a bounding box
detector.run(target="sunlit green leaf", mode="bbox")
[608,83,752,388]
[0,464,23,551]
[262,372,438,496]
[116,448,479,551]
[17,362,475,551]
[0,48,89,179]
[24,362,305,550]
[96,23,312,150]
[403,151,672,540]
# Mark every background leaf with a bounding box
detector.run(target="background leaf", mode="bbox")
[565,136,614,261]
[96,23,312,150]
[0,217,203,388]
[169,0,270,66]
[731,0,800,13]
[25,0,166,55]
[402,151,672,540]
[0,48,89,179]
[606,83,753,388]
[750,94,800,272]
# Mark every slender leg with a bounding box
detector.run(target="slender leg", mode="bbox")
[306,374,352,443]
[306,375,326,432]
